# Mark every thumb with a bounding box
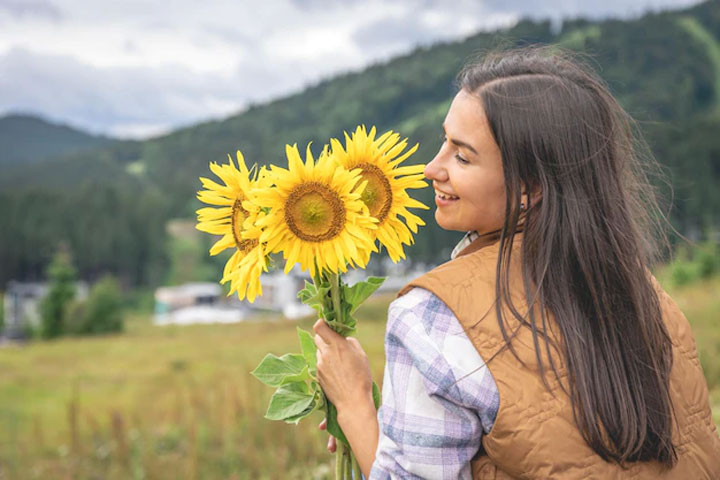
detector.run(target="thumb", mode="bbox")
[313,318,342,343]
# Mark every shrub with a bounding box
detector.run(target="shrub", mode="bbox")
[695,241,719,279]
[74,276,124,335]
[666,241,719,288]
[669,259,699,288]
[40,250,77,339]
[64,299,87,336]
[0,293,4,335]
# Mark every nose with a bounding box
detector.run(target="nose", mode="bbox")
[424,149,448,182]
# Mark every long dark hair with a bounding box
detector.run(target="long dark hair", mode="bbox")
[459,46,678,467]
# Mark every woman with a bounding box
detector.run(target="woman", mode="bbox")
[312,46,720,479]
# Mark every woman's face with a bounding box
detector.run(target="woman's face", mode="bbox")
[424,89,507,234]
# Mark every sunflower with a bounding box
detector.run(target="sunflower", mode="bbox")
[250,143,377,277]
[196,151,269,302]
[329,125,428,262]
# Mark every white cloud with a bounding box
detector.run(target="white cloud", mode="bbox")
[0,46,305,138]
[0,0,704,138]
[0,0,62,21]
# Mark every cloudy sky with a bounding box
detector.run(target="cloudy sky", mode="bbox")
[0,0,702,139]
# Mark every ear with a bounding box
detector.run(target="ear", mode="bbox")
[521,182,542,209]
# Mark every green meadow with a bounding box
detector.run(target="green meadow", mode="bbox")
[0,278,718,480]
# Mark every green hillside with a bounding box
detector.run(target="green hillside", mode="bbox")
[2,1,720,287]
[0,114,115,168]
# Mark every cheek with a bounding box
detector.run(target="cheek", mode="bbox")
[465,173,504,205]
[466,176,506,219]
[488,182,507,210]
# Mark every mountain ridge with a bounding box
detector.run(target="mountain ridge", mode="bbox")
[0,113,116,167]
[1,1,719,287]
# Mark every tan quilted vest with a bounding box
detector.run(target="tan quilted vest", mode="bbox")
[398,231,720,479]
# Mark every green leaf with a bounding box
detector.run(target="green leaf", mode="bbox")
[298,278,331,318]
[265,381,316,422]
[343,276,386,313]
[297,327,317,372]
[324,398,349,446]
[279,364,310,385]
[282,401,317,424]
[283,387,322,424]
[323,318,355,337]
[251,353,307,387]
[297,280,317,303]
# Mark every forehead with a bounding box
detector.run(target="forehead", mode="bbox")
[444,90,495,151]
[446,90,487,131]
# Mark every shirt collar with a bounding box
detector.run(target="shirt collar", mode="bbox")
[451,231,480,260]
[451,224,525,260]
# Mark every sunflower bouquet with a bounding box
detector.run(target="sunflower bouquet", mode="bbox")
[196,126,428,478]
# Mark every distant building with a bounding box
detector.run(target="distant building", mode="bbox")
[150,260,436,327]
[249,270,314,319]
[152,268,317,326]
[2,280,88,340]
[153,282,241,325]
[154,282,221,312]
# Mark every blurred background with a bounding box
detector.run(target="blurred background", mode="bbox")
[1,0,719,478]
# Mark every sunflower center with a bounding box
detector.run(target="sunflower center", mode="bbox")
[357,163,392,222]
[284,181,346,242]
[231,199,258,252]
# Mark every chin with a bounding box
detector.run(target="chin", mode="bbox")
[434,211,465,232]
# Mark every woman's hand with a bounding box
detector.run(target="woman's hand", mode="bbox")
[318,418,337,453]
[313,318,374,412]
[314,318,380,477]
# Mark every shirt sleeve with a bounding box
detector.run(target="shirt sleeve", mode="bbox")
[369,287,500,480]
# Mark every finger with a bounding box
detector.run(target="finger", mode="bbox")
[328,435,336,453]
[313,318,342,343]
[314,333,328,351]
[318,418,327,430]
[313,318,324,333]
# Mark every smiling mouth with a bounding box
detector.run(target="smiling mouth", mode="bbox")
[435,189,459,200]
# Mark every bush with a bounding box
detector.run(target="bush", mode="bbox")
[669,259,700,288]
[64,299,87,336]
[40,250,77,339]
[667,241,719,288]
[695,241,719,279]
[73,276,124,335]
[0,293,4,335]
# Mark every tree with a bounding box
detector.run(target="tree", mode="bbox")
[40,248,76,339]
[0,292,5,335]
[73,275,124,335]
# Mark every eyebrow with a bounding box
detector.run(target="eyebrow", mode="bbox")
[442,123,479,155]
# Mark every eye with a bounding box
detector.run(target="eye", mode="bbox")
[439,133,447,143]
[455,154,469,165]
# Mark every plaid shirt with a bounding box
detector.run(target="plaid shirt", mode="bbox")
[369,231,499,479]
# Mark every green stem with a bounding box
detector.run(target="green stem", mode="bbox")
[312,260,323,288]
[351,451,361,479]
[328,271,344,331]
[344,447,352,478]
[326,269,353,478]
[335,441,344,479]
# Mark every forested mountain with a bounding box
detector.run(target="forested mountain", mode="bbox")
[0,114,115,167]
[2,0,719,288]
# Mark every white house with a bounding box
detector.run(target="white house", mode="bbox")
[2,280,88,339]
[152,273,315,326]
[153,282,245,326]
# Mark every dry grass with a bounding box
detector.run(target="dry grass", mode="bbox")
[660,275,720,427]
[0,279,717,479]
[0,294,393,480]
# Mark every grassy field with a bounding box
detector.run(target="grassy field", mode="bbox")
[659,274,720,427]
[0,278,717,479]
